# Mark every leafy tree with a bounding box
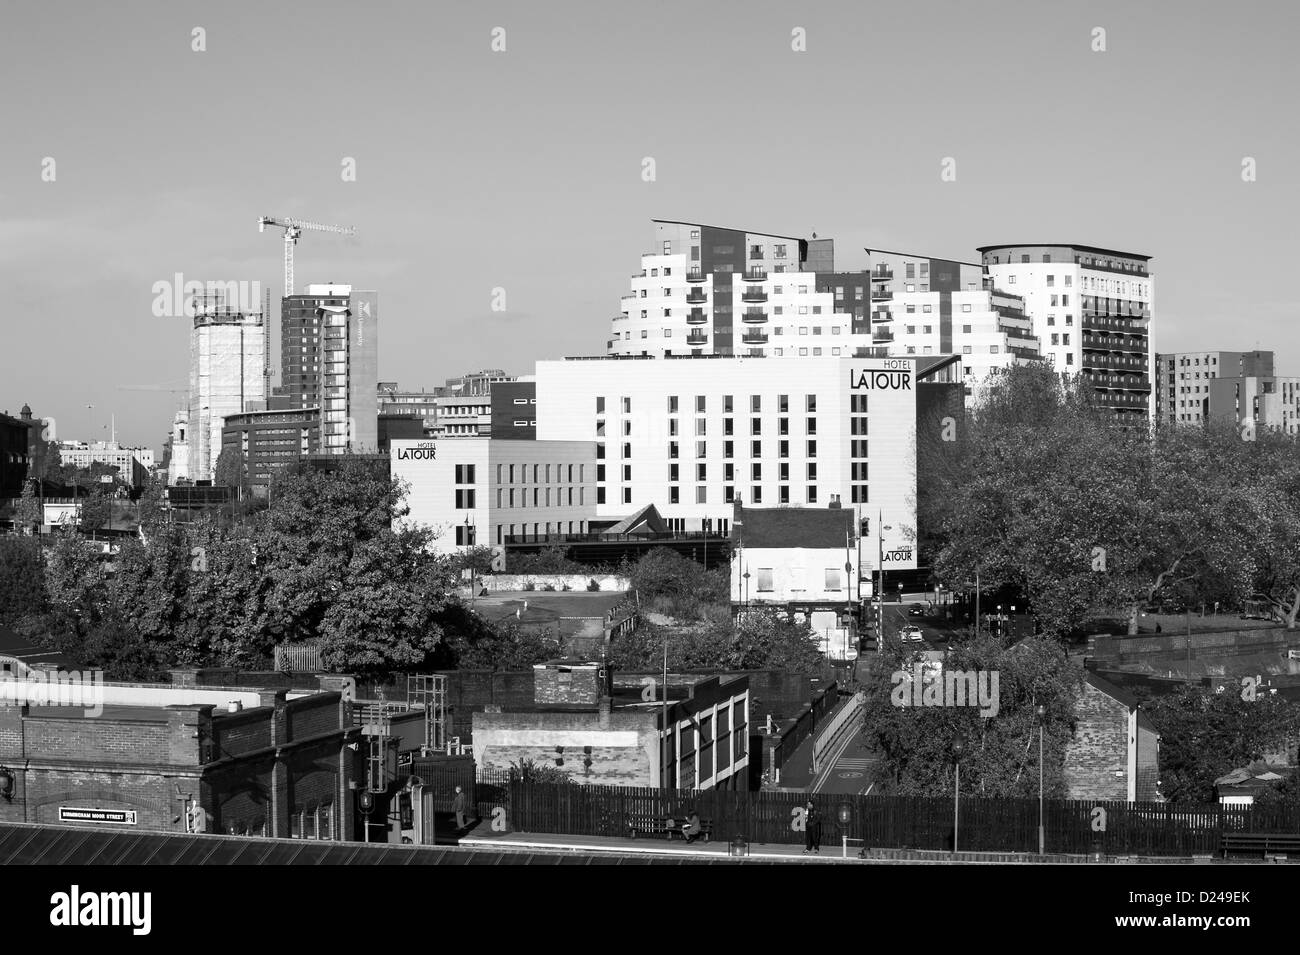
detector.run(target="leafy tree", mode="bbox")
[14,479,42,534]
[78,487,113,537]
[627,547,728,620]
[608,611,824,674]
[859,633,1081,797]
[449,545,497,581]
[0,535,47,629]
[45,528,109,617]
[214,447,243,491]
[508,543,584,575]
[447,621,557,671]
[1144,685,1300,805]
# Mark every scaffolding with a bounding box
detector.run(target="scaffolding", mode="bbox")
[408,674,448,752]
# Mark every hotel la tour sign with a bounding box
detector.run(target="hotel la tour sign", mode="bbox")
[395,440,437,462]
[849,359,913,392]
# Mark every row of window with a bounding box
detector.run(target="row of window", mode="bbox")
[596,484,855,507]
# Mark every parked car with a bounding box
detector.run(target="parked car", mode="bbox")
[899,625,925,643]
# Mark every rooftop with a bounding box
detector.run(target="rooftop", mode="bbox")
[732,504,855,550]
[651,218,806,243]
[976,243,1151,262]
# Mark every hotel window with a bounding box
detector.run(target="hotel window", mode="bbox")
[922,304,932,314]
[668,395,679,414]
[756,568,774,592]
[799,348,808,356]
[751,418,762,435]
[596,444,605,459]
[455,525,476,545]
[1008,275,1016,284]
[962,324,972,334]
[906,305,916,315]
[779,462,790,482]
[1046,275,1055,287]
[724,463,734,482]
[1065,354,1074,365]
[622,443,631,459]
[723,418,734,435]
[751,463,762,481]
[623,488,632,504]
[798,285,808,294]
[751,487,763,504]
[850,394,867,413]
[778,394,789,413]
[668,441,678,459]
[812,306,822,315]
[750,395,761,412]
[690,245,700,260]
[696,441,706,458]
[696,463,707,482]
[807,440,817,457]
[806,417,817,434]
[623,420,632,435]
[779,485,790,504]
[724,440,734,458]
[906,325,916,335]
[751,440,762,457]
[669,419,679,436]
[906,284,915,293]
[1051,334,1059,346]
[669,486,680,504]
[905,263,915,278]
[622,397,631,413]
[669,463,679,482]
[696,486,707,504]
[1064,275,1072,287]
[454,489,476,509]
[851,417,868,436]
[961,304,971,313]
[774,244,787,259]
[597,487,606,504]
[695,418,707,435]
[1047,316,1055,326]
[990,345,1000,354]
[778,439,789,458]
[923,325,932,334]
[778,418,789,435]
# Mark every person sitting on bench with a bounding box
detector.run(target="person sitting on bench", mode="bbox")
[681,810,703,844]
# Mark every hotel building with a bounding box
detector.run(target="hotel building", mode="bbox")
[978,244,1154,419]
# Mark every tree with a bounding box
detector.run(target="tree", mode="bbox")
[78,487,113,537]
[45,529,109,618]
[508,543,584,575]
[0,535,47,629]
[607,612,824,674]
[1235,431,1300,627]
[447,620,557,671]
[214,447,243,491]
[1144,685,1300,805]
[859,633,1081,796]
[627,547,728,619]
[14,479,42,534]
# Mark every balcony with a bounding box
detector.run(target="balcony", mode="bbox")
[686,332,709,346]
[871,287,893,302]
[869,267,894,281]
[686,269,708,284]
[742,269,768,282]
[871,310,893,324]
[742,287,768,303]
[1090,390,1151,408]
[1085,372,1151,391]
[1083,312,1147,334]
[686,290,708,305]
[872,328,894,343]
[686,308,708,325]
[741,311,768,324]
[1081,332,1147,355]
[742,332,769,345]
[1082,352,1148,374]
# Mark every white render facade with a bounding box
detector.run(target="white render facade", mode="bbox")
[189,312,265,481]
[534,355,921,571]
[390,437,599,556]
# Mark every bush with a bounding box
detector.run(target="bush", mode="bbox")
[540,584,555,592]
[521,581,536,591]
[587,579,601,592]
[560,583,572,592]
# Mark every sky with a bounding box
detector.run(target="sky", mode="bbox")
[2,0,1297,452]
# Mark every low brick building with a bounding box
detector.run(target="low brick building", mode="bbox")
[1063,672,1159,802]
[474,661,750,789]
[0,688,362,839]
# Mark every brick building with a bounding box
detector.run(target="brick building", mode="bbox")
[0,688,362,839]
[1063,672,1159,802]
[473,661,750,790]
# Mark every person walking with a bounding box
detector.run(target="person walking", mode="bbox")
[452,785,469,831]
[804,801,822,854]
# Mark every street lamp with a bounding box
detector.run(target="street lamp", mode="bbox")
[837,801,853,858]
[876,513,892,641]
[1035,703,1048,856]
[462,514,476,611]
[952,738,966,857]
[358,790,374,844]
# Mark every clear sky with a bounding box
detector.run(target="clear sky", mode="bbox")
[3,0,1296,451]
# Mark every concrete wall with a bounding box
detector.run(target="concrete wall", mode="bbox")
[474,709,659,787]
[482,574,628,592]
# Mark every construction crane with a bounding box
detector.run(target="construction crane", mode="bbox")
[257,216,357,298]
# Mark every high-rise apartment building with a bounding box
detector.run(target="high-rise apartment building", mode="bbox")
[189,309,266,481]
[978,244,1154,419]
[610,221,1039,403]
[1207,373,1300,435]
[278,284,378,454]
[1154,351,1274,425]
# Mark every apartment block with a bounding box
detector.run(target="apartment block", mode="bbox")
[1207,373,1300,435]
[979,244,1154,418]
[1154,350,1274,425]
[610,222,1038,404]
[278,284,378,454]
[220,406,321,493]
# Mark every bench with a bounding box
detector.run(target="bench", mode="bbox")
[628,817,713,842]
[1220,832,1300,859]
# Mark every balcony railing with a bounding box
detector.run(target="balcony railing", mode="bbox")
[1089,390,1151,408]
[1082,352,1148,373]
[869,267,894,281]
[1083,313,1147,334]
[871,288,893,302]
[872,310,893,323]
[742,333,769,345]
[1085,372,1151,391]
[742,288,768,303]
[685,290,708,304]
[741,311,768,324]
[686,308,708,325]
[686,270,708,283]
[742,269,767,282]
[686,333,709,345]
[872,328,895,343]
[1082,332,1147,355]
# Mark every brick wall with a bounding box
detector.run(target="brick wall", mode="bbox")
[534,666,601,706]
[1064,680,1129,801]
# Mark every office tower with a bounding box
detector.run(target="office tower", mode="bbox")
[190,308,265,481]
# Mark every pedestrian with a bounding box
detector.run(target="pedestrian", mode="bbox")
[682,809,703,844]
[452,785,468,831]
[804,801,822,854]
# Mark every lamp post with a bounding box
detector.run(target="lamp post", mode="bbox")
[876,512,892,642]
[837,801,853,858]
[1036,703,1047,856]
[952,739,965,857]
[462,514,476,611]
[358,790,374,844]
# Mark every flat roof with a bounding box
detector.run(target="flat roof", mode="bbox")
[864,247,984,268]
[651,219,805,243]
[976,243,1151,262]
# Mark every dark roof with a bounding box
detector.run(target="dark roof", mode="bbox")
[0,626,78,670]
[915,355,962,380]
[732,505,854,550]
[651,219,805,243]
[863,248,984,268]
[1085,670,1141,710]
[0,822,743,865]
[975,243,1151,262]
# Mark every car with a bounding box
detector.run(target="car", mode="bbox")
[899,625,925,643]
[907,605,925,617]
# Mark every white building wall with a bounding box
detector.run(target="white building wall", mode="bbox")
[189,316,265,481]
